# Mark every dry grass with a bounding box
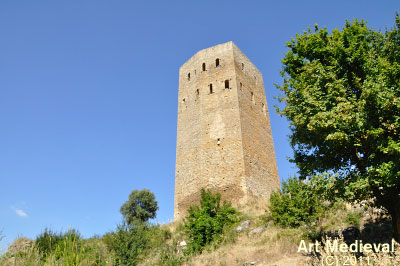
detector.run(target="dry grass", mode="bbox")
[308,235,400,266]
[185,222,308,266]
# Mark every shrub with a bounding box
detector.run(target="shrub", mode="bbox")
[185,189,238,254]
[345,210,363,228]
[268,175,335,228]
[103,224,171,266]
[103,224,148,265]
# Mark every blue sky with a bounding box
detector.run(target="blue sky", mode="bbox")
[0,0,398,251]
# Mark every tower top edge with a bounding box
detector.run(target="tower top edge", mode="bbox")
[180,41,236,68]
[179,41,261,74]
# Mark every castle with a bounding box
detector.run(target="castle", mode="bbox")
[174,42,279,219]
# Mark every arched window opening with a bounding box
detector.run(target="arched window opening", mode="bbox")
[209,83,213,94]
[240,82,243,91]
[196,89,199,96]
[216,58,220,68]
[224,80,229,89]
[188,73,190,81]
[202,63,206,71]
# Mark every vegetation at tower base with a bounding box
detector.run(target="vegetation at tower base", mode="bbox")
[120,189,159,225]
[269,175,335,228]
[1,188,398,265]
[184,189,239,254]
[275,14,400,241]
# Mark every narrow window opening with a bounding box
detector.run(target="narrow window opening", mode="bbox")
[251,92,255,104]
[262,103,266,115]
[209,83,213,94]
[196,89,199,96]
[182,98,186,103]
[241,63,244,70]
[240,82,243,91]
[224,80,229,89]
[202,63,206,71]
[217,138,221,145]
[188,73,190,81]
[216,58,220,68]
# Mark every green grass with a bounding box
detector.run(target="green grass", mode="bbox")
[0,229,115,266]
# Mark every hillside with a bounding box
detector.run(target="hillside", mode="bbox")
[1,201,399,266]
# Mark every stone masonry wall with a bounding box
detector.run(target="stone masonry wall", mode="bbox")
[174,42,279,220]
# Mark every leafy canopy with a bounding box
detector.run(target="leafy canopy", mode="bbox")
[120,189,159,225]
[276,15,400,239]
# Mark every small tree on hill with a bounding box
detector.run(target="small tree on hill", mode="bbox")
[120,189,159,225]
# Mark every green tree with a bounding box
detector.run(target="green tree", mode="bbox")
[120,189,159,225]
[276,15,400,241]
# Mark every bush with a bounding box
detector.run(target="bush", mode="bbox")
[268,175,335,228]
[103,224,148,265]
[185,189,238,254]
[345,210,363,228]
[103,224,171,266]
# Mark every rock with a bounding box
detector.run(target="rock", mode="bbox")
[243,261,258,265]
[241,220,251,228]
[7,238,34,255]
[235,226,244,232]
[179,240,187,247]
[235,220,251,232]
[250,226,264,235]
[342,226,360,239]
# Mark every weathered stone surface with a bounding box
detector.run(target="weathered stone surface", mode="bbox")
[174,42,280,220]
[250,226,265,235]
[7,238,33,255]
[235,220,252,232]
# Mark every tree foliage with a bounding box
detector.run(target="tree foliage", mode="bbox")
[276,15,400,240]
[185,189,238,253]
[120,189,158,225]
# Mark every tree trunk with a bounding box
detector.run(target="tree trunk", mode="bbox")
[392,207,400,242]
[374,186,400,242]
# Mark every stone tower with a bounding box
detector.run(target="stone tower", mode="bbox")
[174,42,279,220]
